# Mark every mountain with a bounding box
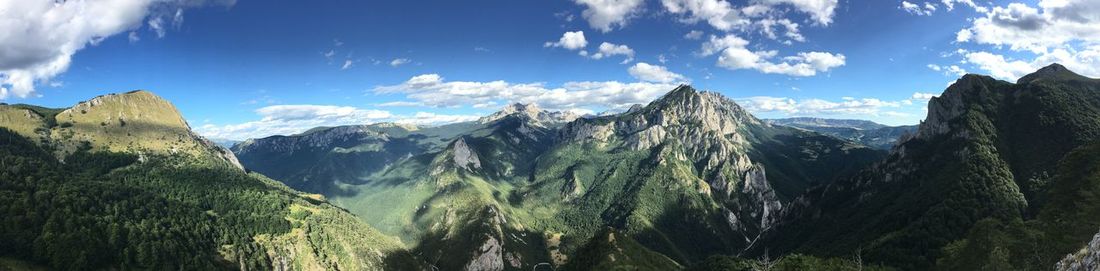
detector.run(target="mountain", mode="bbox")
[759,64,1100,269]
[208,138,241,149]
[233,85,885,270]
[0,91,241,168]
[0,91,416,270]
[479,103,581,125]
[766,117,888,130]
[766,117,918,150]
[15,64,1099,270]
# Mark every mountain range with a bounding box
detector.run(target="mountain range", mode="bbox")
[2,64,1100,270]
[765,118,917,150]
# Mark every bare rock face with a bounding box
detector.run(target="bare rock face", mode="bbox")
[559,85,783,240]
[464,235,505,271]
[627,125,667,150]
[561,121,616,143]
[561,169,585,201]
[741,164,782,230]
[480,103,580,125]
[453,137,482,171]
[1057,230,1100,271]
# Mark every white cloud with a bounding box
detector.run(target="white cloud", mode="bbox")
[195,104,393,140]
[573,0,645,32]
[758,0,838,25]
[128,32,141,43]
[756,18,805,44]
[684,30,705,40]
[911,92,938,99]
[737,96,904,116]
[394,112,480,125]
[660,1,840,76]
[389,58,411,67]
[957,0,1100,53]
[376,101,423,107]
[342,60,355,70]
[701,34,845,76]
[628,62,689,83]
[900,1,937,16]
[927,64,968,76]
[193,105,479,140]
[947,1,1100,80]
[373,74,679,110]
[660,0,837,31]
[0,0,233,100]
[545,31,589,50]
[962,51,1050,80]
[587,42,635,63]
[661,0,749,31]
[940,0,987,12]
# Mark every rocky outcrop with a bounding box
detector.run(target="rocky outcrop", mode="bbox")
[627,125,667,150]
[479,103,579,126]
[464,235,505,271]
[1057,230,1100,271]
[741,165,782,230]
[452,137,482,171]
[915,75,980,140]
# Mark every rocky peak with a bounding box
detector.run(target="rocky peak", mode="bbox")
[914,74,999,139]
[36,90,244,169]
[451,137,481,172]
[1018,63,1092,84]
[479,103,579,125]
[648,85,763,131]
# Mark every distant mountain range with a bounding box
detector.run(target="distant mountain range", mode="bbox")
[765,117,918,150]
[2,64,1099,270]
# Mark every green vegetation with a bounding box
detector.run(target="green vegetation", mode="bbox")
[0,125,413,270]
[763,65,1100,270]
[686,254,894,271]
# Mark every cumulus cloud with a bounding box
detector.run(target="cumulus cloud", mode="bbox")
[736,96,904,116]
[946,0,1100,80]
[700,34,845,76]
[573,0,645,32]
[661,0,749,31]
[900,1,937,16]
[195,105,390,140]
[193,104,478,140]
[684,30,705,40]
[758,0,838,25]
[389,58,411,67]
[927,64,968,76]
[0,0,234,100]
[911,92,938,99]
[585,42,635,62]
[545,31,589,50]
[656,1,840,76]
[940,0,986,12]
[957,0,1100,53]
[660,0,836,31]
[628,62,689,83]
[962,51,1052,80]
[373,74,679,110]
[756,18,805,43]
[394,112,481,125]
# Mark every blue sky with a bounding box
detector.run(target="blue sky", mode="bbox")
[3,0,1098,140]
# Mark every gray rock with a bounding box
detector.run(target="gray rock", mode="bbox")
[1057,230,1100,271]
[453,137,481,171]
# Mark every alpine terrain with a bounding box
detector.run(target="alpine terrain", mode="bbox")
[4,65,1100,271]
